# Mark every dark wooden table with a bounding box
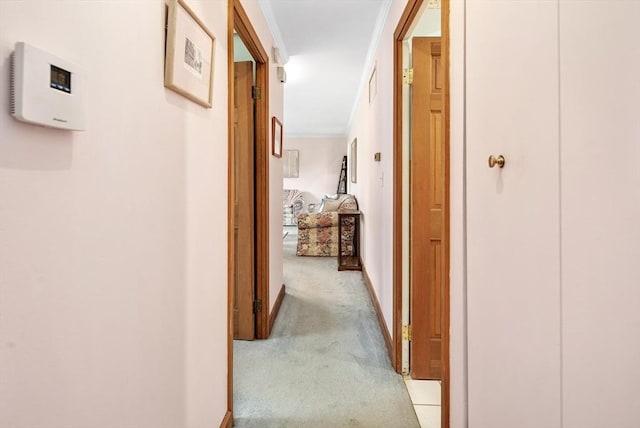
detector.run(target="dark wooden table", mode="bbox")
[337,210,361,271]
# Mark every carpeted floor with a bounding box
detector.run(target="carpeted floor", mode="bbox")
[233,227,419,427]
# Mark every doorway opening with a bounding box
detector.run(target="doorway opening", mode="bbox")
[226,0,270,423]
[393,0,450,426]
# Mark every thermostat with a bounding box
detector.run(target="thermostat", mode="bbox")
[10,42,87,130]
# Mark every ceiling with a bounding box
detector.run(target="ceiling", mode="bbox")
[259,0,391,137]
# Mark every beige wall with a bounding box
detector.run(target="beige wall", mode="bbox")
[559,3,640,422]
[0,0,283,426]
[448,1,466,426]
[183,0,229,424]
[282,137,347,207]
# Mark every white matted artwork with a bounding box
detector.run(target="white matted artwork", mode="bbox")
[272,117,283,158]
[350,138,357,183]
[369,65,377,103]
[165,0,215,108]
[284,149,299,178]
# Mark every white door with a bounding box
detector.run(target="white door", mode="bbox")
[466,2,562,427]
[560,2,640,426]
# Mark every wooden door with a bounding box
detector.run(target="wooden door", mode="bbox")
[466,2,561,427]
[233,61,255,340]
[410,37,445,380]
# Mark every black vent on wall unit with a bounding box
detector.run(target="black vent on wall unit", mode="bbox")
[9,52,16,115]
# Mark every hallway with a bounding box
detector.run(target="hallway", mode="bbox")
[233,228,419,427]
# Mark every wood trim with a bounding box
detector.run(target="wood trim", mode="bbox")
[226,0,234,417]
[362,265,393,361]
[269,284,286,332]
[233,1,268,62]
[393,0,450,426]
[393,0,424,377]
[441,2,451,426]
[271,116,283,158]
[391,29,402,374]
[254,50,270,341]
[219,410,233,428]
[392,16,402,376]
[394,0,424,40]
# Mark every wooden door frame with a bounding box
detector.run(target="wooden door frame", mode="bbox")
[226,0,270,423]
[392,0,450,426]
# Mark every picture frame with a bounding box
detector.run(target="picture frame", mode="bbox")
[350,138,357,183]
[369,65,377,103]
[272,117,283,158]
[283,150,299,178]
[165,0,215,108]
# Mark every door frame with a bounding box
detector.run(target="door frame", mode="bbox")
[392,0,450,426]
[226,0,270,422]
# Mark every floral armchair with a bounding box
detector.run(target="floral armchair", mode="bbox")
[296,194,358,256]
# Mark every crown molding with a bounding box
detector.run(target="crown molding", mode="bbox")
[285,133,348,140]
[257,0,290,64]
[345,0,392,133]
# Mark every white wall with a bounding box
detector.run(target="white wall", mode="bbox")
[183,1,230,425]
[282,137,347,207]
[449,1,466,426]
[560,2,640,426]
[410,7,441,36]
[0,1,233,427]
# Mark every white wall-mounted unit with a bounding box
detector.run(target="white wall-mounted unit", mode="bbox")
[277,66,286,83]
[10,42,87,131]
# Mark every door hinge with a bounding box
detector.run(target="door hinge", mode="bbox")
[402,324,412,341]
[252,86,262,100]
[253,299,263,313]
[403,68,414,85]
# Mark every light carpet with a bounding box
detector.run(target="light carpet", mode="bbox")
[233,227,419,427]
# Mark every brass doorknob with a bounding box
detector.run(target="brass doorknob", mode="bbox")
[488,155,505,169]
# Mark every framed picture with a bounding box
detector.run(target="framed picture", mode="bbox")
[165,0,215,108]
[369,65,377,103]
[283,150,299,178]
[272,117,283,158]
[350,138,357,183]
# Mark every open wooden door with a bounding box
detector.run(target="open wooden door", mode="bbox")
[409,37,445,380]
[233,60,255,340]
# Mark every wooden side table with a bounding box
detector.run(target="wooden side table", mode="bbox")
[338,210,362,271]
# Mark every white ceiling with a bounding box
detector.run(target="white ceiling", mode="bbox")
[260,0,391,137]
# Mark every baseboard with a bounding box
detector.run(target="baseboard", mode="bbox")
[269,284,286,334]
[361,264,394,366]
[219,410,232,428]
